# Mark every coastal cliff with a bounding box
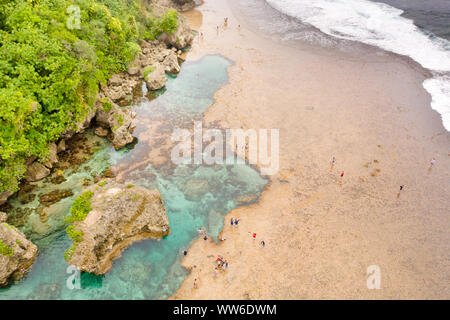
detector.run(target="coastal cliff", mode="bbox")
[0,213,38,287]
[65,182,169,275]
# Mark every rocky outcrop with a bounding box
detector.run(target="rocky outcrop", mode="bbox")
[0,212,6,223]
[95,95,136,150]
[0,222,38,287]
[66,182,169,275]
[158,12,194,49]
[145,64,167,91]
[102,73,139,106]
[173,0,197,11]
[163,50,181,73]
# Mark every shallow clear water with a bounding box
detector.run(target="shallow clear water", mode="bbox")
[0,55,268,300]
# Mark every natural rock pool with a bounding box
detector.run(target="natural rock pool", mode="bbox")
[0,55,268,300]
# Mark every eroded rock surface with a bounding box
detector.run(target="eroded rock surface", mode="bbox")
[66,182,169,275]
[0,222,38,287]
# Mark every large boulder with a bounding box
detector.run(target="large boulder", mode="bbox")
[95,95,136,150]
[24,162,51,182]
[145,64,167,91]
[162,50,181,73]
[0,192,14,206]
[66,182,170,275]
[103,73,138,106]
[0,222,38,287]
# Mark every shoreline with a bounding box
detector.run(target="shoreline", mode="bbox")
[172,0,449,299]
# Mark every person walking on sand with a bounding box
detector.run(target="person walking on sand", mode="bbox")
[230,217,234,227]
[234,219,240,228]
[261,240,265,247]
[331,156,336,169]
[340,171,344,178]
[193,278,198,289]
[430,158,436,166]
[397,185,405,198]
[252,232,257,240]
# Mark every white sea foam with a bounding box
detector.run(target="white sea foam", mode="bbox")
[265,0,450,131]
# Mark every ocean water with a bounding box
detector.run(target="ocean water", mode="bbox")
[0,55,268,300]
[231,0,450,131]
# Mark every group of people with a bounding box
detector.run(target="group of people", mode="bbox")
[216,255,229,273]
[230,217,240,228]
[331,156,437,196]
[216,17,240,34]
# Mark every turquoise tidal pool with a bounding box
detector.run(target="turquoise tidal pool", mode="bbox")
[0,55,268,300]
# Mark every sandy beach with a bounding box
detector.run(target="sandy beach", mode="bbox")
[171,0,450,299]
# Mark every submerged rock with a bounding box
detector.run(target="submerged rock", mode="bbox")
[0,222,38,287]
[39,189,74,206]
[94,126,109,137]
[181,179,210,201]
[27,283,61,300]
[66,182,169,275]
[235,194,259,206]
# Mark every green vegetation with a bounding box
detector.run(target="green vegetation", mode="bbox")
[126,184,134,188]
[0,239,14,257]
[64,225,84,261]
[101,97,112,112]
[143,66,155,80]
[0,0,179,193]
[98,180,107,187]
[63,190,93,260]
[64,190,93,224]
[117,113,124,126]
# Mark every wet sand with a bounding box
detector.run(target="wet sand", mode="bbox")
[171,0,450,299]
